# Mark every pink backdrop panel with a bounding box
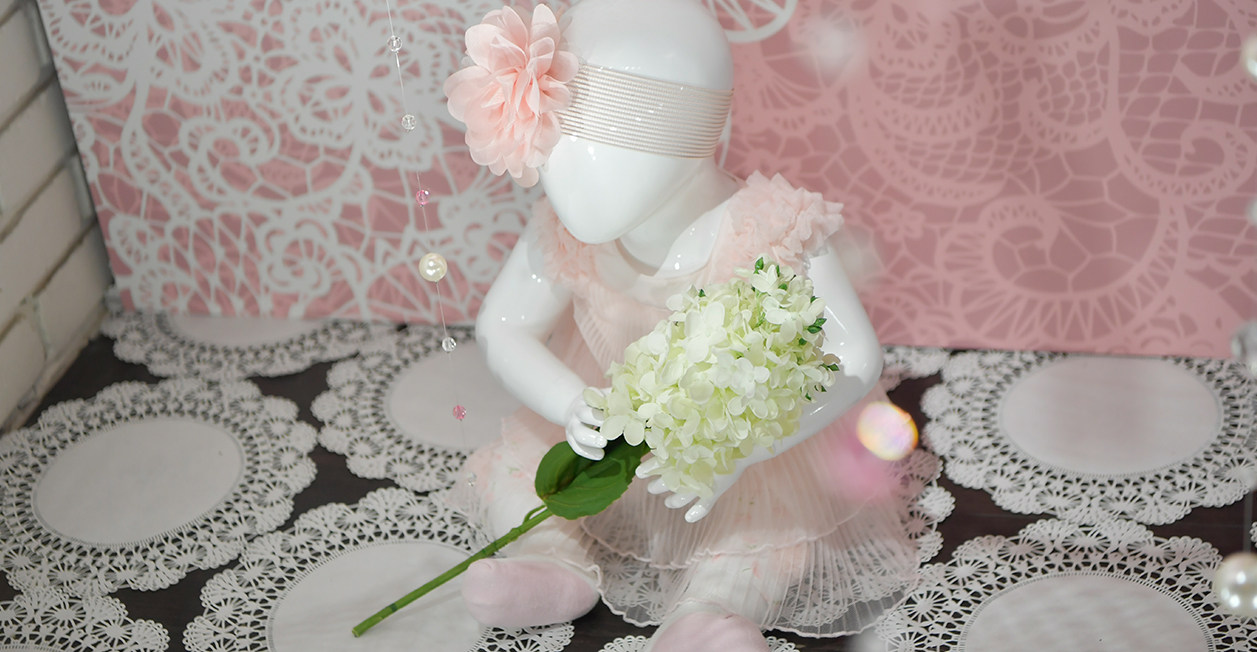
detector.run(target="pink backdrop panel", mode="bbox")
[35,0,1257,357]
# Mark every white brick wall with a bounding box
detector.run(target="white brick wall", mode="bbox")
[0,0,111,431]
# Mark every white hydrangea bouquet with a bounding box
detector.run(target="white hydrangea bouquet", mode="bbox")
[586,257,840,498]
[353,256,839,637]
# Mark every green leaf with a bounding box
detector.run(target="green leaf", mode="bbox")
[698,289,705,297]
[755,257,765,271]
[807,317,827,334]
[535,439,649,520]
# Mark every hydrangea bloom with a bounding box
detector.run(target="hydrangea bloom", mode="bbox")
[585,258,840,498]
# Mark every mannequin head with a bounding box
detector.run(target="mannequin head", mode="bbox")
[540,0,734,245]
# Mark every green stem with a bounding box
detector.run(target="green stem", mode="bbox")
[351,505,553,637]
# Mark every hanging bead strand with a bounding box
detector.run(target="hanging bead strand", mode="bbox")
[381,0,473,483]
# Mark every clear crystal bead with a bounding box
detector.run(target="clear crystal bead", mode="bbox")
[401,114,417,131]
[387,35,402,53]
[441,337,457,353]
[467,472,477,487]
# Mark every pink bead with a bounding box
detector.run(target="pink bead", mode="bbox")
[415,189,430,206]
[453,405,466,420]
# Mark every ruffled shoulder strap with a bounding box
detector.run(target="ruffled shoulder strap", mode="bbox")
[530,197,599,296]
[705,171,844,281]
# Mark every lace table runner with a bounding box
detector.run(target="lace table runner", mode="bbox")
[314,325,521,491]
[183,488,573,652]
[0,379,316,595]
[923,351,1257,524]
[0,586,169,651]
[102,311,393,380]
[875,519,1256,652]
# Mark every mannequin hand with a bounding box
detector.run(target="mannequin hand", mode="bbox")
[564,388,608,460]
[637,447,772,523]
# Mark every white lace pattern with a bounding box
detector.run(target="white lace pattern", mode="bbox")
[0,586,169,651]
[922,351,1257,525]
[591,448,955,631]
[313,324,483,491]
[880,345,951,391]
[0,379,317,595]
[875,519,1257,651]
[102,311,394,380]
[599,635,798,652]
[183,488,573,652]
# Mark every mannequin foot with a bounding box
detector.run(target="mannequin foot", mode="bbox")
[461,556,599,628]
[646,603,769,652]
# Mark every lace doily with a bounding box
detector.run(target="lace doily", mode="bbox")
[314,325,521,491]
[875,519,1257,652]
[0,379,317,595]
[593,447,956,629]
[101,311,394,380]
[880,345,950,390]
[923,351,1257,525]
[0,586,169,651]
[183,488,573,652]
[599,635,797,652]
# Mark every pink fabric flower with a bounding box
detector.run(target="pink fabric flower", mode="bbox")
[444,5,579,187]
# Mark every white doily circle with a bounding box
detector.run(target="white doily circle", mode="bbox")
[0,379,317,595]
[314,325,521,491]
[599,634,798,651]
[880,345,950,391]
[182,488,574,652]
[592,447,956,632]
[922,351,1257,524]
[102,312,394,380]
[875,519,1257,652]
[0,586,169,651]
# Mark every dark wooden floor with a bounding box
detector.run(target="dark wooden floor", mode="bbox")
[1,336,1250,651]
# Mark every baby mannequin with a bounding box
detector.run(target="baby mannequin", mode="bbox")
[448,1,919,649]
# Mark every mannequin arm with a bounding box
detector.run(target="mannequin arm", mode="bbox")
[475,226,590,428]
[644,249,883,521]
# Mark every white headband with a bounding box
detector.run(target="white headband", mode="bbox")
[557,65,732,159]
[443,5,732,187]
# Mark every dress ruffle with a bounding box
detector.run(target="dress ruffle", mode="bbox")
[459,172,917,637]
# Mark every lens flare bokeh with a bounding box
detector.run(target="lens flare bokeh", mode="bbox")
[856,401,918,461]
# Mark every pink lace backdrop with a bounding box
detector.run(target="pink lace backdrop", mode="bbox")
[37,0,1257,357]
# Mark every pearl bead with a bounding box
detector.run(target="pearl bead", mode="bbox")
[419,253,447,282]
[441,337,457,353]
[1214,551,1257,618]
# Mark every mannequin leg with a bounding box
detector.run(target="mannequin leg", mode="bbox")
[645,542,804,652]
[460,438,600,628]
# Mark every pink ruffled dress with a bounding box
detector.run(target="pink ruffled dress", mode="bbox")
[461,172,921,636]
